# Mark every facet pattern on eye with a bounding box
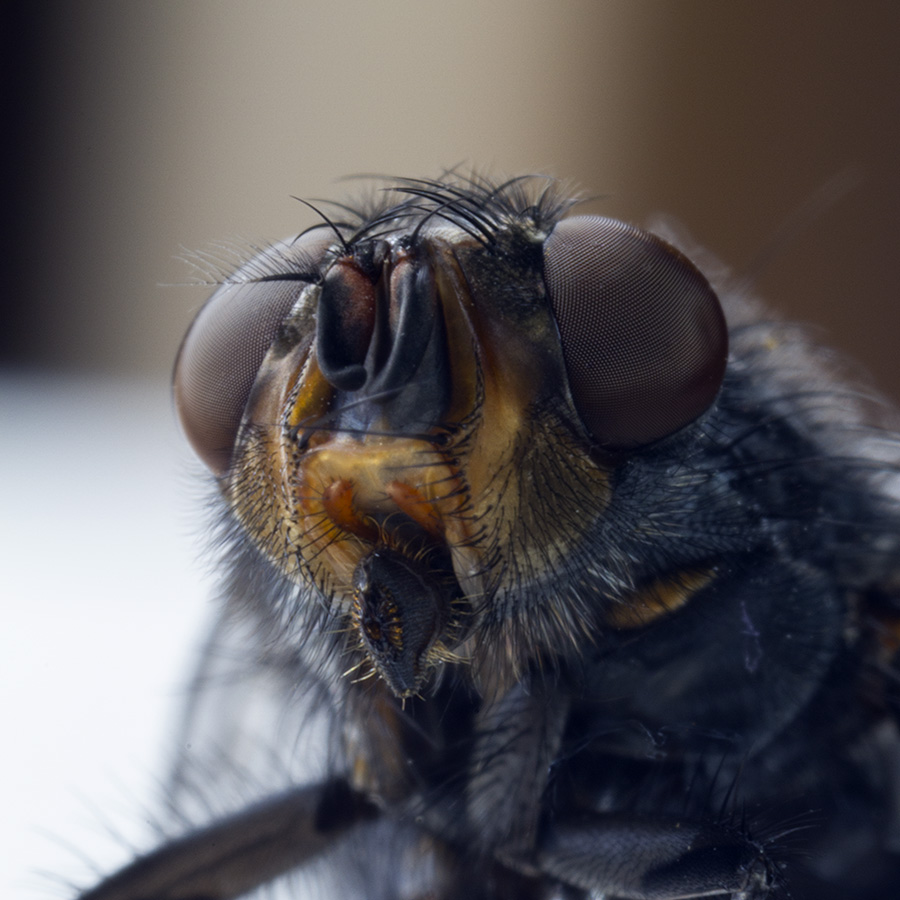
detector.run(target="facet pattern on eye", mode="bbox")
[174,231,334,476]
[543,215,728,449]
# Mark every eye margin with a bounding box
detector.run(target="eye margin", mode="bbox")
[541,214,728,452]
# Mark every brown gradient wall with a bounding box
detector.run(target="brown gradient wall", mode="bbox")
[6,1,899,401]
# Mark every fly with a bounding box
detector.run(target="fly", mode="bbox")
[77,173,900,900]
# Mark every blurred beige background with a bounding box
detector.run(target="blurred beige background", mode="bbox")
[6,0,900,399]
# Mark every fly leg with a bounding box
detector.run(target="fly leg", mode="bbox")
[537,812,777,900]
[77,779,377,900]
[466,678,570,862]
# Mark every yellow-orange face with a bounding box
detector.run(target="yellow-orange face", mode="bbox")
[174,178,727,697]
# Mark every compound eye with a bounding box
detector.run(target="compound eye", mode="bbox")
[542,215,728,450]
[174,230,334,476]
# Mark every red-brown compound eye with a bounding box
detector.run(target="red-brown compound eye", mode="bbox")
[173,230,335,477]
[542,215,728,450]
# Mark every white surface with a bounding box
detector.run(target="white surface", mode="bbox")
[0,373,216,898]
